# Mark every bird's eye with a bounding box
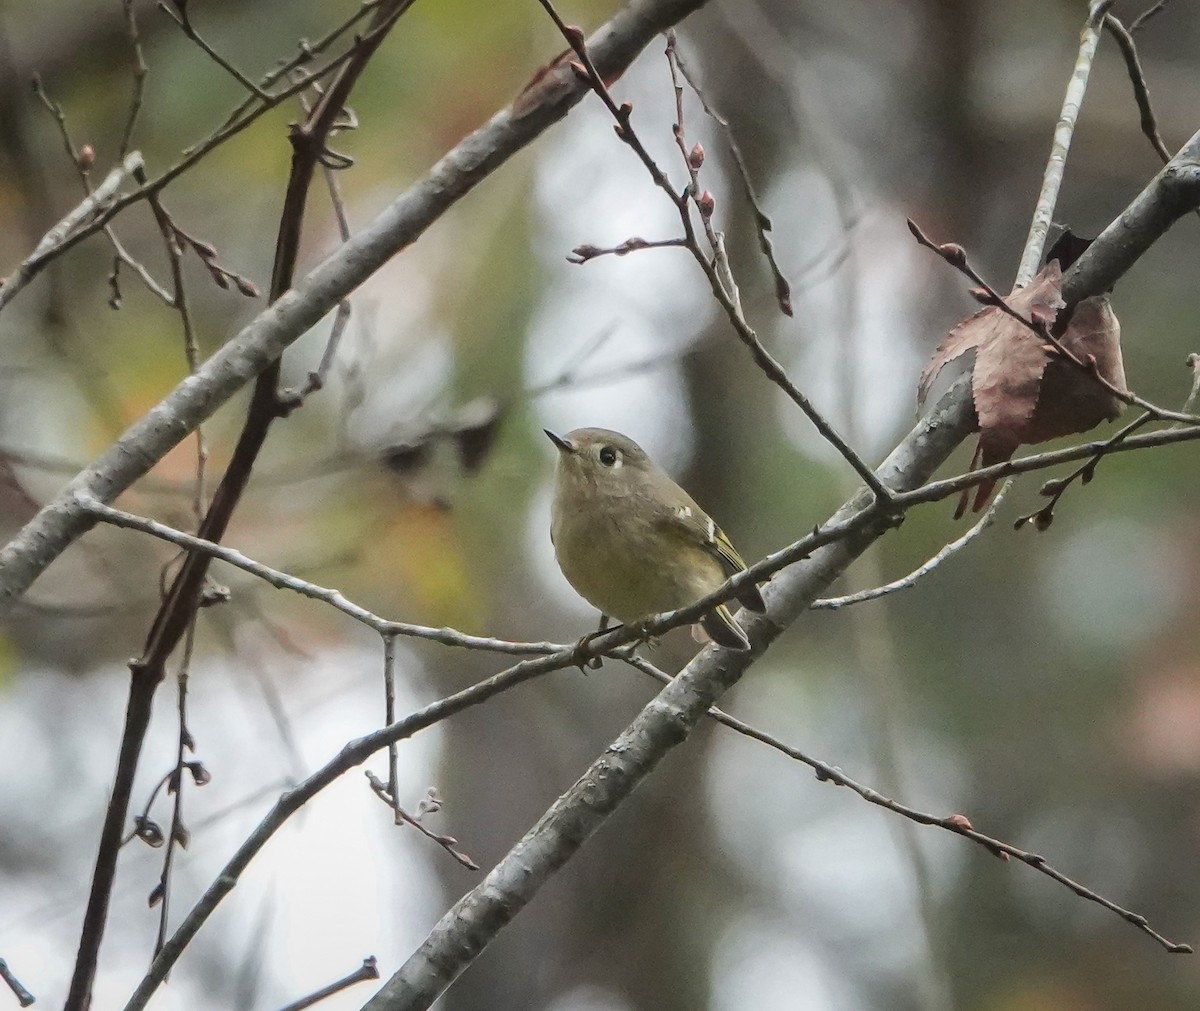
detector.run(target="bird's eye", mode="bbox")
[599,446,618,466]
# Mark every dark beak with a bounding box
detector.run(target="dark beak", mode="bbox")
[544,429,574,453]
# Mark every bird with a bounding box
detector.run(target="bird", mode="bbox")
[545,427,766,650]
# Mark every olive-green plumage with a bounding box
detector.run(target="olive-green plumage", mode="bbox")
[546,427,766,650]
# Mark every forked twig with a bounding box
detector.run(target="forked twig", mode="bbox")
[812,481,1012,609]
[364,772,479,871]
[1016,0,1115,284]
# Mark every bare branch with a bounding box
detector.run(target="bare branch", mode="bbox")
[158,1,271,99]
[0,958,34,1008]
[566,236,688,262]
[622,654,1192,953]
[1130,0,1171,33]
[667,32,793,316]
[382,635,401,824]
[811,481,1012,610]
[276,957,379,1011]
[118,0,148,157]
[0,149,147,308]
[286,161,353,403]
[1103,14,1172,163]
[76,494,570,654]
[364,772,479,871]
[1016,0,1114,285]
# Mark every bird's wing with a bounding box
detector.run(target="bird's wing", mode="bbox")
[656,501,767,613]
[657,502,746,575]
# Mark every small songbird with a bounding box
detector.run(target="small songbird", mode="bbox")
[546,427,766,650]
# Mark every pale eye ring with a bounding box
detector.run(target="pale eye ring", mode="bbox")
[599,446,618,466]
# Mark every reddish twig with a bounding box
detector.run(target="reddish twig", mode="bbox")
[667,31,793,316]
[623,654,1192,954]
[540,0,893,507]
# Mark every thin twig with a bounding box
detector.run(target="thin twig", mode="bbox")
[146,189,210,514]
[622,654,1193,954]
[276,957,379,1011]
[0,957,35,1007]
[382,635,400,824]
[157,1,270,98]
[1103,14,1169,160]
[812,481,1012,609]
[152,619,202,956]
[668,32,792,316]
[118,0,148,158]
[29,75,173,307]
[525,341,693,399]
[1016,352,1200,527]
[75,494,570,654]
[18,80,169,305]
[364,772,479,870]
[289,161,354,402]
[1101,14,1200,221]
[1016,0,1115,285]
[566,236,688,261]
[1130,0,1171,32]
[1014,411,1153,529]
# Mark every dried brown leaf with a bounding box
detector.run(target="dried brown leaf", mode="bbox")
[1030,295,1125,446]
[920,263,1126,513]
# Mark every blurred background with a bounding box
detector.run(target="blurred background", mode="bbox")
[1,0,1199,1008]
